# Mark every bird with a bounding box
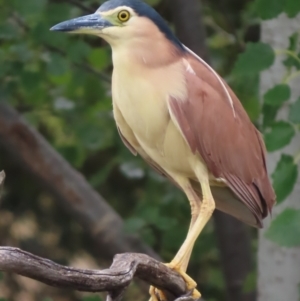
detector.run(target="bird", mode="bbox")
[51,0,276,299]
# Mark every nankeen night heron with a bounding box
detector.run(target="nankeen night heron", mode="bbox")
[51,0,276,299]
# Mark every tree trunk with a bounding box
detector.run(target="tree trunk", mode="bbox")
[258,13,300,301]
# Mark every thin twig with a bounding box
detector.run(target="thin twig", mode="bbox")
[0,247,199,301]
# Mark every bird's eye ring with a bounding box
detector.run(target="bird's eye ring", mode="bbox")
[118,10,130,22]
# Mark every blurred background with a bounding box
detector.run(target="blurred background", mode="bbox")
[0,0,299,301]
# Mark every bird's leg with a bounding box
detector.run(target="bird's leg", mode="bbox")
[159,165,214,301]
[149,178,199,301]
[176,184,201,272]
[149,170,214,301]
[169,164,215,275]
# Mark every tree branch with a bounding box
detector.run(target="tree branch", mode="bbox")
[0,247,197,301]
[0,103,158,260]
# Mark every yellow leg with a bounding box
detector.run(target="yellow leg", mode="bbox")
[149,163,215,300]
[170,182,215,270]
[175,184,201,272]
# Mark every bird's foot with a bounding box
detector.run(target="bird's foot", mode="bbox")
[166,262,201,299]
[149,285,166,301]
[148,262,201,301]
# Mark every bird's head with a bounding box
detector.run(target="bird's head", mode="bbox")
[50,0,184,51]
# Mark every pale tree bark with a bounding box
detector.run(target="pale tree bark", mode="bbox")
[258,14,300,301]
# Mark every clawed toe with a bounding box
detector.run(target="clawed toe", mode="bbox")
[148,263,201,301]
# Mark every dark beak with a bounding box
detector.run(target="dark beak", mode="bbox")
[50,13,112,32]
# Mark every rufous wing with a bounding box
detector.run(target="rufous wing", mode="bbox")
[168,51,276,227]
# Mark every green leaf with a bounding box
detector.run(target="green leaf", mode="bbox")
[264,121,295,151]
[230,74,260,121]
[284,0,300,18]
[266,208,300,247]
[288,51,300,70]
[88,48,111,70]
[47,53,68,76]
[283,33,300,69]
[242,96,261,121]
[255,0,284,20]
[262,104,279,128]
[67,40,90,63]
[125,217,147,233]
[272,154,298,203]
[12,0,47,17]
[289,97,300,124]
[264,84,291,106]
[233,43,275,75]
[32,21,68,48]
[76,116,115,151]
[287,33,299,52]
[9,43,33,62]
[0,22,19,40]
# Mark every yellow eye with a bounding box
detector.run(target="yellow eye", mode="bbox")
[118,10,130,22]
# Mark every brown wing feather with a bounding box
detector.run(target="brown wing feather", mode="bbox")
[168,52,275,225]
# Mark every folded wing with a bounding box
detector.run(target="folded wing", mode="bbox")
[168,48,276,227]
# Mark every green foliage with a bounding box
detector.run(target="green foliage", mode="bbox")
[284,0,300,18]
[289,97,300,124]
[254,0,300,19]
[229,4,300,248]
[266,208,300,247]
[264,84,291,106]
[254,0,284,20]
[12,0,47,17]
[232,43,275,75]
[272,155,298,204]
[0,0,299,298]
[88,48,111,70]
[283,33,300,69]
[264,121,295,152]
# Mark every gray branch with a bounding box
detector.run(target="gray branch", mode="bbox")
[0,103,158,260]
[0,247,198,301]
